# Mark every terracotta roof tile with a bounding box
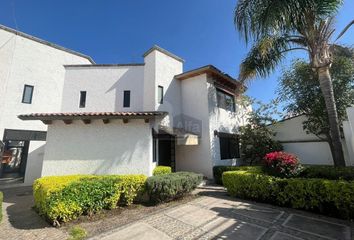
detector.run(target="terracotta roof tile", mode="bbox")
[18,111,168,121]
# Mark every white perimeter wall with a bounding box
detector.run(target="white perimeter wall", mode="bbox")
[61,66,144,112]
[42,119,154,176]
[0,28,92,185]
[270,115,352,166]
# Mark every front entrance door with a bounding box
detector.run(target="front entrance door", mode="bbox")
[157,133,176,171]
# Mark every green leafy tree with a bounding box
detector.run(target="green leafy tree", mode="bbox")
[235,0,354,166]
[278,45,354,157]
[239,99,283,165]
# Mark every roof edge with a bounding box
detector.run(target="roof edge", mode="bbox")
[143,45,184,62]
[175,65,243,88]
[0,24,95,64]
[64,63,145,68]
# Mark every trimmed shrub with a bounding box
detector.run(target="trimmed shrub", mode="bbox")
[0,191,3,222]
[213,166,262,185]
[300,165,354,180]
[33,174,147,224]
[223,170,354,219]
[146,172,203,203]
[263,151,303,178]
[153,166,172,176]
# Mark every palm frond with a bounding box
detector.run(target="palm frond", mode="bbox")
[239,36,290,81]
[235,0,343,43]
[336,20,354,41]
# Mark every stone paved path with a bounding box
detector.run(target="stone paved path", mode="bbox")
[1,185,353,240]
[0,186,67,240]
[91,186,354,240]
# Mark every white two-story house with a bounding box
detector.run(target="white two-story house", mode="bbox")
[1,25,249,184]
[19,46,249,180]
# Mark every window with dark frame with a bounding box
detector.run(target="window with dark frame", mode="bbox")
[22,85,34,104]
[158,85,164,104]
[123,90,131,108]
[216,89,236,112]
[219,133,240,160]
[79,91,86,108]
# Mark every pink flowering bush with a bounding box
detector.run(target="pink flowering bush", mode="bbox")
[263,151,303,178]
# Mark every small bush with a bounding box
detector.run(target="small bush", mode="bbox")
[213,166,262,185]
[153,166,172,176]
[33,174,147,224]
[300,165,354,180]
[263,151,303,178]
[0,191,3,222]
[146,172,203,203]
[68,226,87,240]
[223,170,354,219]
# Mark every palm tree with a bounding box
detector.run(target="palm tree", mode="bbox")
[234,0,353,166]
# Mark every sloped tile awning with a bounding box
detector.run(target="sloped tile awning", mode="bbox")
[18,111,168,125]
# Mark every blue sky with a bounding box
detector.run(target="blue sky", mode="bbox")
[1,0,353,104]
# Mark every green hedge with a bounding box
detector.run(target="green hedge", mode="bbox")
[0,191,3,223]
[223,170,354,219]
[146,172,203,203]
[300,165,354,180]
[213,166,262,185]
[33,175,147,224]
[153,166,172,176]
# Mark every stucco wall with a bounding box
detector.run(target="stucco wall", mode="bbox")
[270,115,352,166]
[0,27,92,186]
[0,28,92,135]
[207,77,250,167]
[176,74,214,178]
[143,49,183,129]
[42,119,154,176]
[61,66,144,112]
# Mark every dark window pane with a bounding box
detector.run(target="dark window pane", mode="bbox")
[22,85,34,104]
[216,89,235,112]
[220,137,229,159]
[158,86,164,104]
[123,90,130,108]
[79,91,86,108]
[219,133,240,160]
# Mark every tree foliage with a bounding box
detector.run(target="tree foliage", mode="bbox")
[239,99,283,165]
[278,45,354,141]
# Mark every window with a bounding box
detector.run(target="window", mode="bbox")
[22,85,34,104]
[216,89,235,112]
[158,86,164,104]
[219,133,240,160]
[79,91,86,108]
[123,90,130,108]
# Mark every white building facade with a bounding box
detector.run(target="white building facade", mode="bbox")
[0,25,93,186]
[16,41,248,181]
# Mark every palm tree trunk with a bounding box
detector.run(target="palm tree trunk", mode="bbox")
[318,67,346,166]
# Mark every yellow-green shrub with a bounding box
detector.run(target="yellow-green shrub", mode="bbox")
[223,170,354,219]
[212,166,262,185]
[153,166,172,176]
[33,174,147,224]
